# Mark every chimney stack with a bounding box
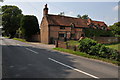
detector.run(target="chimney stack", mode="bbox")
[43,4,48,16]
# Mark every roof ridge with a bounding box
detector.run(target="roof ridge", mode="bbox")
[48,14,83,19]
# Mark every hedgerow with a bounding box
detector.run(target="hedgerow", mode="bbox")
[78,38,120,61]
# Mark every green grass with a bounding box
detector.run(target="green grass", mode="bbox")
[3,36,27,42]
[105,43,120,51]
[67,40,79,46]
[53,47,119,65]
[13,38,27,42]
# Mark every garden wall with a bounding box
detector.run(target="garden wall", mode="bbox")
[55,40,67,49]
[31,34,41,42]
[92,37,120,44]
[55,40,79,51]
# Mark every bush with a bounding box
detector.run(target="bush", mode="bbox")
[78,38,97,53]
[88,43,102,55]
[98,45,111,58]
[78,38,119,61]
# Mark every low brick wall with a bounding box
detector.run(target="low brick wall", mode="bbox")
[55,40,80,51]
[92,37,120,44]
[31,34,41,42]
[55,40,67,49]
[67,45,79,51]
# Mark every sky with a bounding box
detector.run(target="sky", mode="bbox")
[0,0,120,26]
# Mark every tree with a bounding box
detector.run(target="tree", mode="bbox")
[109,22,120,36]
[77,14,81,18]
[20,15,39,41]
[81,14,90,19]
[2,5,22,38]
[58,12,65,16]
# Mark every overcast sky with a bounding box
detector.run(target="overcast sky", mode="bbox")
[0,0,120,26]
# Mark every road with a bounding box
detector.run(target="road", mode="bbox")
[1,37,119,80]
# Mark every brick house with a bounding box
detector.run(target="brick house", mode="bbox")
[40,4,109,44]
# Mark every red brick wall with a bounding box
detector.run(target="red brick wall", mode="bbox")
[31,34,41,42]
[56,40,67,49]
[92,37,120,44]
[49,26,84,40]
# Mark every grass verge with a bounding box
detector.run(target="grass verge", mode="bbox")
[13,38,27,42]
[105,43,120,51]
[53,47,119,66]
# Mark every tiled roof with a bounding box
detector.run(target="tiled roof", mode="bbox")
[45,14,108,28]
[92,20,107,27]
[46,14,89,28]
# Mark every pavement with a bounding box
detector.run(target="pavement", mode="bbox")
[1,37,119,80]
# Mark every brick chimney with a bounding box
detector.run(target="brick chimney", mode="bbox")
[43,4,48,16]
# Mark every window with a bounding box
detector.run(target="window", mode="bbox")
[60,26,65,29]
[71,34,75,38]
[59,33,65,37]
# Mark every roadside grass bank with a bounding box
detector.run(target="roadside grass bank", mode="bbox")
[13,38,27,42]
[4,36,27,42]
[53,47,119,66]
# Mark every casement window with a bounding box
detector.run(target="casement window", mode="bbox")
[60,26,65,29]
[71,34,75,38]
[59,33,65,37]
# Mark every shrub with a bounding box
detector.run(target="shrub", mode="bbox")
[88,43,102,55]
[99,45,111,58]
[78,38,119,61]
[78,38,97,53]
[109,49,119,61]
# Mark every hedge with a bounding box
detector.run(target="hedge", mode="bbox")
[78,38,120,61]
[84,28,114,37]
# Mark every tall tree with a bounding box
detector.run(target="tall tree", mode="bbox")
[58,12,65,16]
[77,14,81,18]
[20,15,39,41]
[2,5,22,38]
[81,14,90,19]
[109,22,120,36]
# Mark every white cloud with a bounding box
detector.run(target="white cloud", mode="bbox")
[113,5,120,11]
[68,11,74,15]
[65,11,75,16]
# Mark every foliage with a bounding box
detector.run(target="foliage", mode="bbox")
[53,48,119,65]
[58,12,65,16]
[2,5,23,38]
[77,14,81,18]
[88,43,102,55]
[109,22,120,35]
[20,15,39,41]
[78,38,97,53]
[81,14,90,19]
[78,38,120,61]
[84,28,114,37]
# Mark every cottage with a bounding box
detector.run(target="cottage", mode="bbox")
[40,4,109,44]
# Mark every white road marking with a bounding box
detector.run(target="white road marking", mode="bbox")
[26,48,38,54]
[48,58,99,79]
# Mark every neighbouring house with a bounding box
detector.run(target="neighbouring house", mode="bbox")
[40,4,109,44]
